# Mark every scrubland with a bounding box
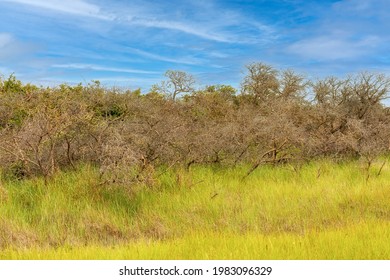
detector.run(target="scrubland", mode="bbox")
[1,64,390,259]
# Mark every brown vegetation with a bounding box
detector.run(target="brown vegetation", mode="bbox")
[1,64,390,184]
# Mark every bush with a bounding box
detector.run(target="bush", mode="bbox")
[0,66,389,184]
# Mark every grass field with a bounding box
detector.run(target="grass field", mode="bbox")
[1,159,390,259]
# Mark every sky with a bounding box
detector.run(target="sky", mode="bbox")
[0,0,389,91]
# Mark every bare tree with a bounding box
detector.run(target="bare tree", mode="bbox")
[241,63,279,102]
[278,69,307,101]
[153,70,195,101]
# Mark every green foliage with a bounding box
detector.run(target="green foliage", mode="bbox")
[96,103,126,118]
[2,74,24,94]
[8,109,28,128]
[2,161,28,181]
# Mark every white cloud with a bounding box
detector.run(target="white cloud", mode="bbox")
[0,33,13,48]
[125,47,206,65]
[0,33,40,61]
[2,0,274,43]
[2,0,112,19]
[92,76,161,84]
[206,51,229,59]
[122,10,275,44]
[113,0,275,44]
[52,63,158,74]
[37,76,162,90]
[129,18,233,43]
[332,0,375,13]
[287,35,381,61]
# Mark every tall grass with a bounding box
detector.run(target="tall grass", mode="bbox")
[1,159,390,259]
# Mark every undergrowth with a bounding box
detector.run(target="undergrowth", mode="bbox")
[1,159,390,259]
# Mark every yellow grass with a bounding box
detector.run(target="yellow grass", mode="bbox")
[1,159,390,259]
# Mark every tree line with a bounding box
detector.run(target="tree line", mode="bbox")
[1,63,390,184]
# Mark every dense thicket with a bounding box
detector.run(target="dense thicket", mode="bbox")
[1,63,390,184]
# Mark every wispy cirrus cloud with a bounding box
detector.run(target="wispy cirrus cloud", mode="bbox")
[274,0,390,75]
[1,0,112,19]
[125,47,206,65]
[52,63,158,74]
[0,33,13,48]
[2,0,389,88]
[287,35,381,61]
[124,2,277,45]
[127,17,234,43]
[0,32,40,61]
[1,0,275,44]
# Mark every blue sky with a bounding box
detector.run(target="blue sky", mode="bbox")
[0,0,389,91]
